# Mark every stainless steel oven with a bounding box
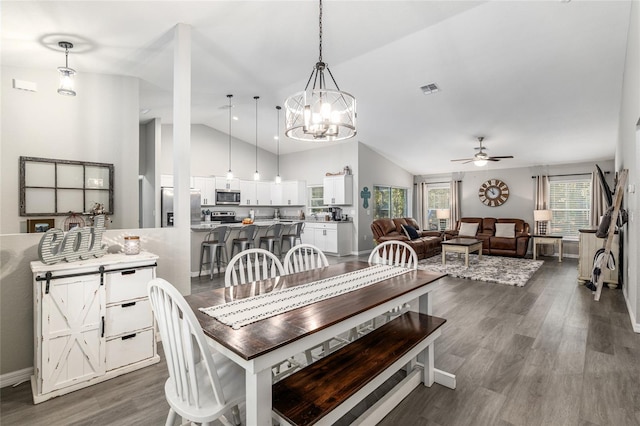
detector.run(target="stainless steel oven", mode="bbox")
[215,189,241,205]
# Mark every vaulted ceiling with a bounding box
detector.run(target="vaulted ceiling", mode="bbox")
[1,1,633,174]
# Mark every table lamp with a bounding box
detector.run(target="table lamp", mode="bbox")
[436,209,450,231]
[533,209,553,235]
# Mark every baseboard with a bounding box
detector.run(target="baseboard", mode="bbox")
[623,290,640,333]
[1,367,33,389]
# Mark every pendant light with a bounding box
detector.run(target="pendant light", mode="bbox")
[284,0,356,142]
[226,94,234,180]
[275,106,282,184]
[57,41,77,96]
[253,96,260,181]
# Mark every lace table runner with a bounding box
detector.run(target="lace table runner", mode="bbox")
[200,264,411,329]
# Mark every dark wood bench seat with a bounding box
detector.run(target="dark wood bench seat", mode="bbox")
[272,311,447,426]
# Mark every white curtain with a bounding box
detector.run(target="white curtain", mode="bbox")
[590,172,606,227]
[416,182,428,229]
[450,180,461,229]
[415,183,424,229]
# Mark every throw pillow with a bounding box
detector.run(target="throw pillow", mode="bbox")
[458,222,479,237]
[495,223,515,238]
[401,224,420,240]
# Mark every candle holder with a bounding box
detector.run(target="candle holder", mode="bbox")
[124,236,140,255]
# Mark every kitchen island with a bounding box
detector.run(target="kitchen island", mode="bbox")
[190,219,354,276]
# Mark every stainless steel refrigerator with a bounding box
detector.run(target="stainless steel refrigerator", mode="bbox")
[160,187,201,227]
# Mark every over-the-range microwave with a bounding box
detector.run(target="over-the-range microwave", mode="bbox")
[215,189,241,205]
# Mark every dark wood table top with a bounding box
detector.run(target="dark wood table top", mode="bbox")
[442,237,482,246]
[185,261,445,361]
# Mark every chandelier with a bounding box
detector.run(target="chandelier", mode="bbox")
[57,41,76,96]
[284,0,356,142]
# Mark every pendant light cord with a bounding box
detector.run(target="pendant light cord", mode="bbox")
[276,106,281,176]
[254,96,259,173]
[318,0,323,63]
[227,94,233,173]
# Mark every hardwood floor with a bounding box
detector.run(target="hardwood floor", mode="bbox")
[2,256,639,426]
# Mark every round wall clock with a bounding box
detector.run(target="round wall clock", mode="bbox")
[478,179,509,207]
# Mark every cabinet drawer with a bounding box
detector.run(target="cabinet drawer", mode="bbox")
[106,328,154,371]
[106,267,154,304]
[105,299,153,338]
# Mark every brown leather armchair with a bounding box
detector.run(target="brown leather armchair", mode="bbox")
[371,217,442,260]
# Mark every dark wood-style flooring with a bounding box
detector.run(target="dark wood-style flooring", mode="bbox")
[2,255,639,426]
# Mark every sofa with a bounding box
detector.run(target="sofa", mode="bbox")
[444,217,531,258]
[370,217,442,260]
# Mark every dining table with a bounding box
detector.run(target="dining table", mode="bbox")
[185,260,454,426]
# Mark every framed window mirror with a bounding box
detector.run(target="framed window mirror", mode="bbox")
[19,156,114,216]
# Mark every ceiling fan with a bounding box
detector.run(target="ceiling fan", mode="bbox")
[451,137,514,167]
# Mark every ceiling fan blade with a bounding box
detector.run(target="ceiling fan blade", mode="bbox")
[486,158,500,162]
[450,158,473,162]
[489,155,514,159]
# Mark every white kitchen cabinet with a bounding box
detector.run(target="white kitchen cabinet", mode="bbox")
[256,181,271,206]
[192,176,216,206]
[271,183,283,205]
[301,222,353,256]
[160,174,174,187]
[240,180,256,206]
[31,252,160,404]
[281,180,306,206]
[323,174,353,205]
[578,229,619,288]
[215,176,240,191]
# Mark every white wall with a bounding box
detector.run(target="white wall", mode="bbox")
[1,66,140,233]
[616,0,639,332]
[0,68,190,376]
[358,143,415,253]
[160,123,277,181]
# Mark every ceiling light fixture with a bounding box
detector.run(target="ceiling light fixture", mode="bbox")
[275,106,282,184]
[253,96,260,181]
[420,83,439,95]
[284,0,356,142]
[57,41,76,96]
[226,94,234,180]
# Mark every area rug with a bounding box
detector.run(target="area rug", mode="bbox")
[418,253,544,287]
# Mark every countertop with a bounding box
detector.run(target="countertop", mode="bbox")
[191,218,353,231]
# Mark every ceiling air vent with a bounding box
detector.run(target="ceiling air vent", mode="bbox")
[420,83,439,95]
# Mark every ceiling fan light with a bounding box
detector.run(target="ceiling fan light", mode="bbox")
[474,159,488,167]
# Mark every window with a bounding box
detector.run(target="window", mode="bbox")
[425,184,450,231]
[549,178,591,240]
[373,185,408,219]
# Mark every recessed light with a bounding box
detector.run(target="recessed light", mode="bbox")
[233,116,239,121]
[420,83,440,95]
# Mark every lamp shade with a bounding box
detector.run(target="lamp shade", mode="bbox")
[436,209,450,219]
[533,209,552,221]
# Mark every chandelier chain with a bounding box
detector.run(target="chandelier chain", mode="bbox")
[318,0,323,62]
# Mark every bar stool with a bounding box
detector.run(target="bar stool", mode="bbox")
[230,224,258,258]
[280,221,305,253]
[199,226,230,279]
[259,223,284,257]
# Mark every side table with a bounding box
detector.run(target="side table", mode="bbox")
[532,235,563,262]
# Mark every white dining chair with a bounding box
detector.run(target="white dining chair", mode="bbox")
[224,248,284,287]
[368,240,419,269]
[364,240,419,331]
[283,243,329,275]
[223,249,301,381]
[147,278,245,426]
[282,244,351,364]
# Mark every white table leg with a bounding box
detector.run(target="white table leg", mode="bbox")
[442,249,446,265]
[477,245,482,261]
[464,248,469,268]
[533,241,538,260]
[245,368,273,426]
[558,240,563,262]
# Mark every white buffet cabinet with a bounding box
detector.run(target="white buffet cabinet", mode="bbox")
[301,221,353,256]
[30,252,160,403]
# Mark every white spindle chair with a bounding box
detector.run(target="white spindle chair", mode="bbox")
[147,278,245,426]
[283,244,351,364]
[224,249,301,381]
[283,243,329,275]
[224,248,284,287]
[364,240,419,331]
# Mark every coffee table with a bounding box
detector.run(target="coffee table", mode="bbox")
[441,238,483,268]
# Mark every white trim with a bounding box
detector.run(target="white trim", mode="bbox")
[0,367,33,388]
[624,290,640,333]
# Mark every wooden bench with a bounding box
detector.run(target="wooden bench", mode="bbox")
[272,311,447,426]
